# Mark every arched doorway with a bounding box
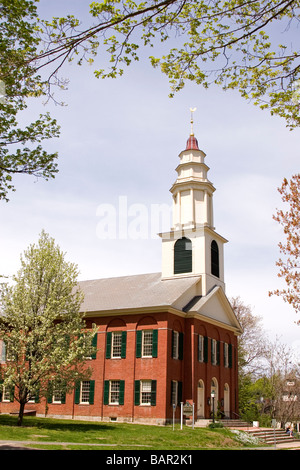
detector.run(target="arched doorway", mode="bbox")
[224,383,230,418]
[197,380,205,418]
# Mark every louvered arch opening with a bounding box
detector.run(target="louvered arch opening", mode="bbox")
[211,240,219,278]
[174,237,192,274]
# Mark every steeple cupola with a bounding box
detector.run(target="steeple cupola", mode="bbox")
[159,109,228,296]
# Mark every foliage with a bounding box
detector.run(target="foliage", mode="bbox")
[0,0,59,201]
[35,0,300,128]
[270,174,300,317]
[0,231,97,426]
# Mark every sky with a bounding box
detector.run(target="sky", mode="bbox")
[1,0,300,356]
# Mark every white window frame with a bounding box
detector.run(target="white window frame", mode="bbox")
[142,330,153,358]
[80,381,90,404]
[111,332,122,358]
[140,380,152,405]
[109,380,120,405]
[2,385,12,402]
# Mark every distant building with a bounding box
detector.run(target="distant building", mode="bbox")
[0,117,242,424]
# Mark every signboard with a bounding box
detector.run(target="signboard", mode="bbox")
[183,402,193,416]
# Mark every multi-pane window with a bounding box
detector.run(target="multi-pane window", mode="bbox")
[142,331,153,357]
[134,380,156,406]
[224,343,232,368]
[224,343,229,368]
[80,381,91,404]
[171,381,178,405]
[53,389,63,404]
[112,332,122,358]
[198,335,204,362]
[109,380,120,404]
[171,331,183,360]
[140,380,152,405]
[211,339,217,365]
[2,386,12,402]
[74,380,95,405]
[172,331,179,359]
[106,331,127,359]
[103,380,125,405]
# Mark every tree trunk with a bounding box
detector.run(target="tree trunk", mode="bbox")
[17,401,26,426]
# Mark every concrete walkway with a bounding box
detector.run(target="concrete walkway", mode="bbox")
[0,439,300,450]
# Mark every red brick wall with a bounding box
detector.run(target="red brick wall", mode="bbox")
[0,311,239,423]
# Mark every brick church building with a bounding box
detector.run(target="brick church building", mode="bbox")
[0,116,242,424]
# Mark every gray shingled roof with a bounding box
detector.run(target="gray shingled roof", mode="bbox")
[78,272,200,313]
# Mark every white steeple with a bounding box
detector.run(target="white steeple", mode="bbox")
[159,110,228,296]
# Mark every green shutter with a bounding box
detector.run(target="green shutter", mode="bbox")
[119,380,125,405]
[171,331,175,358]
[178,381,182,405]
[91,333,98,359]
[171,381,175,404]
[121,331,127,359]
[35,383,40,403]
[151,380,157,406]
[217,341,220,365]
[179,332,184,360]
[47,381,53,404]
[104,380,109,405]
[74,381,80,404]
[152,329,158,358]
[136,331,142,358]
[0,380,3,402]
[61,389,66,404]
[10,386,15,402]
[89,380,95,405]
[203,336,208,363]
[228,343,233,368]
[134,380,140,405]
[106,332,112,359]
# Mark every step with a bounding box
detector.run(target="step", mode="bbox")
[221,419,251,428]
[246,428,299,444]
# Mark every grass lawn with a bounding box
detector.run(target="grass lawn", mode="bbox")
[0,415,263,450]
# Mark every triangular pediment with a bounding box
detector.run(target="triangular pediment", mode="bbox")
[184,286,242,334]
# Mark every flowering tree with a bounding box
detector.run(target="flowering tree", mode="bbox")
[0,231,97,426]
[0,0,60,201]
[270,174,300,319]
[35,0,300,129]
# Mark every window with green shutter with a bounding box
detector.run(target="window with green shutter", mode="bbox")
[172,331,183,360]
[171,380,182,406]
[136,329,158,358]
[74,380,94,405]
[135,380,157,406]
[106,331,127,359]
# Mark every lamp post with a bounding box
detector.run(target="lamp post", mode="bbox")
[211,391,215,424]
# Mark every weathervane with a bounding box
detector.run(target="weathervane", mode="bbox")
[189,107,197,136]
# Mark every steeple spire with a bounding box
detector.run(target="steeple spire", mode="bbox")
[186,107,199,150]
